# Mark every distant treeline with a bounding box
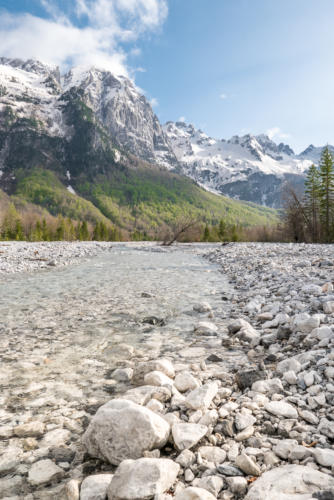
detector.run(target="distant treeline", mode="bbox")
[0,202,277,243]
[0,204,121,241]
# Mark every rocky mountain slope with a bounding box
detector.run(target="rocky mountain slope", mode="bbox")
[0,58,276,233]
[163,122,334,208]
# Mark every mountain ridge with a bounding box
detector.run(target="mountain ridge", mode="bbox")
[0,57,277,235]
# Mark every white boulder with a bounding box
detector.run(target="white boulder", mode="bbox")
[83,399,170,465]
[107,458,179,499]
[245,464,334,499]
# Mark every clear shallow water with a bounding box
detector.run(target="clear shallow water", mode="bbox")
[0,245,243,410]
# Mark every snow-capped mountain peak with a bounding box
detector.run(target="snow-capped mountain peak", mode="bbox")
[163,121,332,207]
[1,57,333,208]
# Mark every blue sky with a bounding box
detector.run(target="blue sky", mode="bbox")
[1,0,334,152]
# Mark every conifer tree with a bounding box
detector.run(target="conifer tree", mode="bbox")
[79,221,89,240]
[203,225,210,241]
[218,219,227,240]
[41,218,49,241]
[304,164,320,242]
[56,216,65,240]
[34,220,43,241]
[318,146,334,242]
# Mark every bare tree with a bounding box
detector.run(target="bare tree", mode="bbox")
[162,216,199,246]
[282,184,311,242]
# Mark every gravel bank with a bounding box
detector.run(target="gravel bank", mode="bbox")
[0,242,334,499]
[0,241,114,275]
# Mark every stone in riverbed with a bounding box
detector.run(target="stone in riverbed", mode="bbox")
[134,359,175,382]
[175,449,195,468]
[276,357,302,374]
[273,439,298,460]
[62,479,80,500]
[265,400,298,418]
[235,369,267,390]
[14,421,45,438]
[226,477,248,496]
[251,378,283,394]
[194,321,218,336]
[193,302,212,313]
[235,453,261,476]
[41,428,71,447]
[299,409,319,425]
[292,313,320,333]
[80,474,113,500]
[323,301,334,314]
[107,458,179,500]
[174,487,216,500]
[172,423,208,451]
[312,448,334,467]
[0,447,22,474]
[184,382,218,410]
[216,463,244,476]
[198,446,226,464]
[144,371,174,387]
[82,399,170,465]
[245,464,334,499]
[28,459,64,486]
[121,385,171,405]
[235,425,254,441]
[192,475,224,497]
[318,418,334,439]
[235,413,256,431]
[111,368,133,382]
[174,371,200,392]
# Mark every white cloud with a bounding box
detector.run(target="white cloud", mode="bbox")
[266,126,290,141]
[219,93,227,100]
[150,97,159,107]
[178,116,186,122]
[0,0,168,76]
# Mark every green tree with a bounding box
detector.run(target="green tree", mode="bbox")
[1,204,23,240]
[56,216,65,240]
[41,218,50,241]
[304,164,320,242]
[14,219,24,240]
[33,220,43,241]
[218,219,227,240]
[231,224,240,242]
[318,146,334,242]
[203,225,210,242]
[79,221,90,240]
[93,222,101,241]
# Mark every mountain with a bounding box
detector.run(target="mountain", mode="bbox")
[163,122,334,208]
[0,58,277,235]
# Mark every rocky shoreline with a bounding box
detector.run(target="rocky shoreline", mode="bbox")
[0,242,334,499]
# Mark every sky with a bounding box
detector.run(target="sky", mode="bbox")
[1,0,334,152]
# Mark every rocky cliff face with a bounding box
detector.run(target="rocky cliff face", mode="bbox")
[0,57,177,190]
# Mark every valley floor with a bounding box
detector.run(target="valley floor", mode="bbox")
[0,242,333,499]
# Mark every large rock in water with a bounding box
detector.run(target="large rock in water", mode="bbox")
[107,458,179,499]
[245,464,334,499]
[82,399,170,465]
